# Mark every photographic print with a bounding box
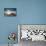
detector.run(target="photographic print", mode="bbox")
[4,8,16,16]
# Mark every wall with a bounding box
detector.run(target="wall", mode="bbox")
[0,0,46,44]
